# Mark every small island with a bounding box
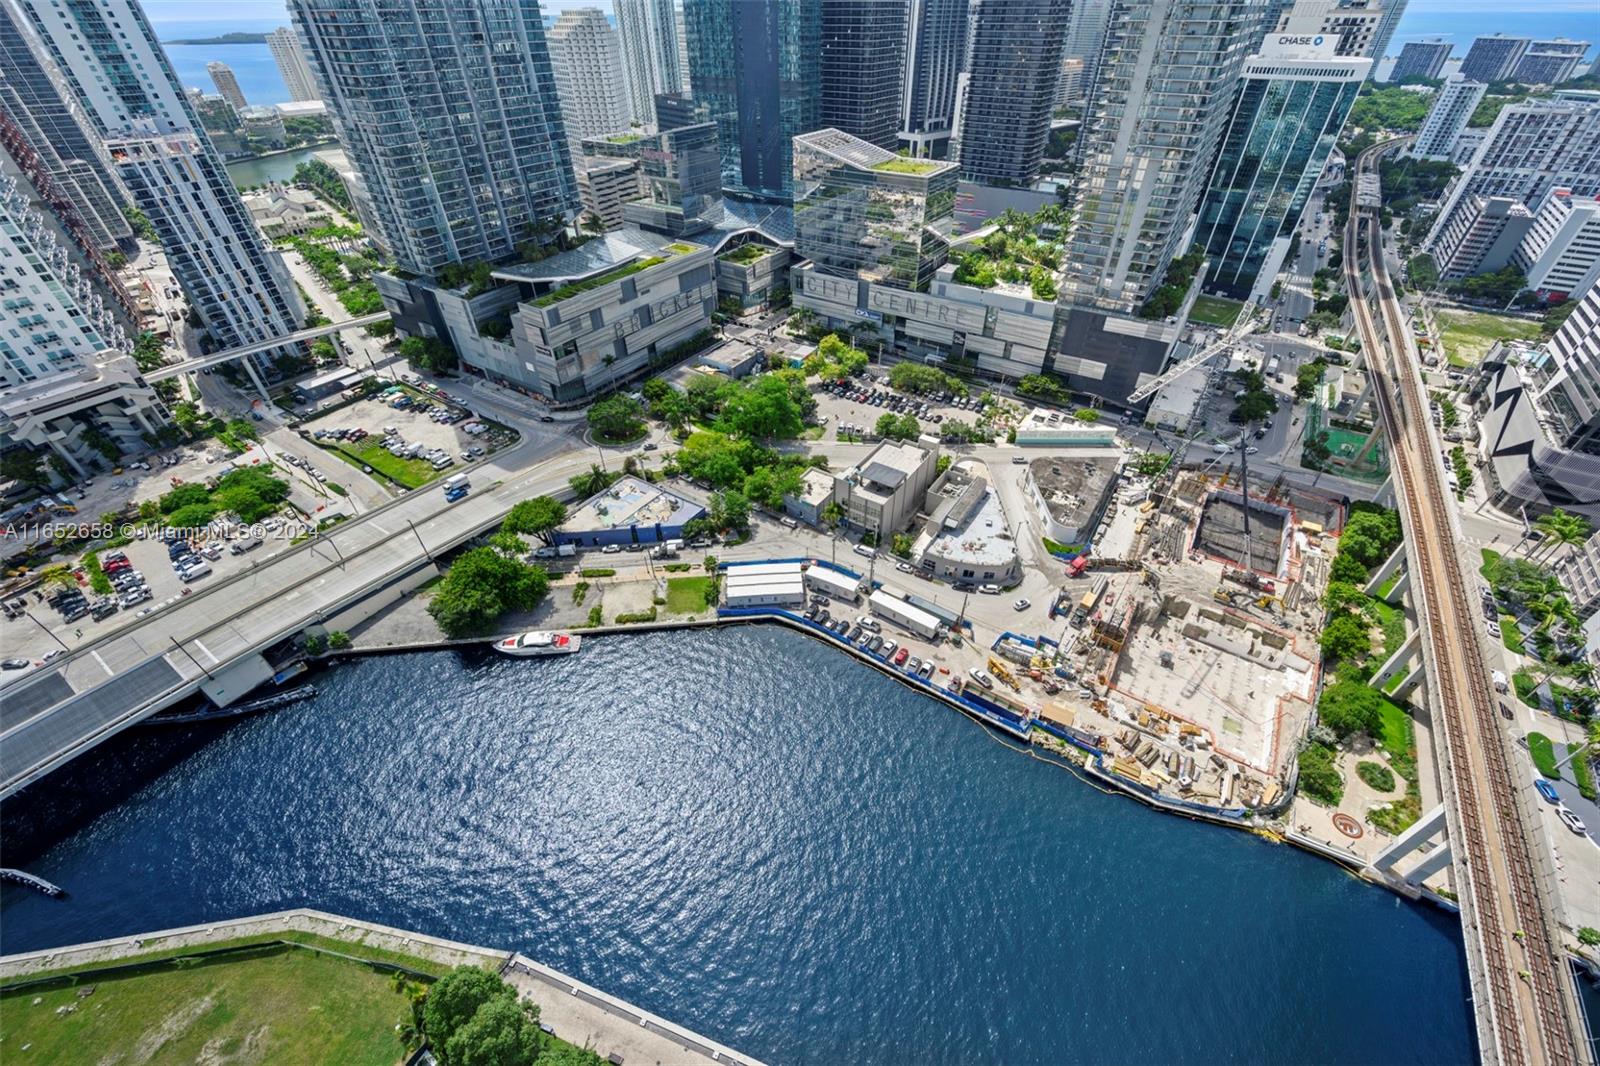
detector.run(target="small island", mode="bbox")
[162,31,268,44]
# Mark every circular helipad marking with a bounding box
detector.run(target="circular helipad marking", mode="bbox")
[1333,812,1364,839]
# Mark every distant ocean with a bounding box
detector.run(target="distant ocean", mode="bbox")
[153,18,290,105]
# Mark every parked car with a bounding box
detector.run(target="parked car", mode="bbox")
[1557,807,1587,836]
[979,584,1002,595]
[1534,779,1560,805]
[893,648,910,666]
[1013,598,1031,611]
[968,667,994,689]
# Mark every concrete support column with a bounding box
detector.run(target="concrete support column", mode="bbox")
[1401,840,1454,885]
[47,439,89,480]
[1373,802,1448,870]
[1353,421,1385,465]
[242,357,272,404]
[1364,544,1406,596]
[1393,661,1425,701]
[1371,628,1420,691]
[1372,474,1394,509]
[1385,569,1410,604]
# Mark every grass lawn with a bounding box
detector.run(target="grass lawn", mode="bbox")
[1513,669,1541,709]
[1436,309,1542,368]
[1375,572,1400,600]
[665,575,713,613]
[1369,696,1421,835]
[1571,743,1597,800]
[1527,731,1559,779]
[1366,598,1406,657]
[324,439,440,489]
[0,945,412,1066]
[1499,615,1526,655]
[1480,547,1501,580]
[1189,294,1246,328]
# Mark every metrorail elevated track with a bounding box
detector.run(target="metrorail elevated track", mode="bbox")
[1345,138,1584,1066]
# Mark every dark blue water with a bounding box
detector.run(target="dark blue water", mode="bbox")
[1,627,1474,1064]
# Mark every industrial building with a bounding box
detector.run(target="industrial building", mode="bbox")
[723,561,806,608]
[556,475,706,547]
[834,438,942,540]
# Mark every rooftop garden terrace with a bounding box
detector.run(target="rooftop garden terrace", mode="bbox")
[949,206,1070,301]
[532,255,667,307]
[719,243,773,264]
[871,158,945,175]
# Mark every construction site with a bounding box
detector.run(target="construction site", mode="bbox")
[1011,466,1345,812]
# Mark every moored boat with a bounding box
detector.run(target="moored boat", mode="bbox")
[494,631,581,657]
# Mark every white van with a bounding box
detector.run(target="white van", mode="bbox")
[180,560,212,581]
[853,544,877,560]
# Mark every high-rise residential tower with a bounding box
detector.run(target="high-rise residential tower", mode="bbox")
[953,0,1070,186]
[206,61,247,111]
[1368,0,1405,61]
[1060,0,1111,114]
[1197,35,1370,297]
[290,0,578,279]
[1460,35,1530,83]
[1412,74,1487,159]
[266,26,319,103]
[1273,0,1387,59]
[616,0,684,127]
[1061,0,1264,315]
[1425,98,1600,254]
[685,0,820,202]
[820,0,907,150]
[1391,38,1451,82]
[15,0,303,385]
[549,8,634,157]
[1,175,168,475]
[1512,40,1590,86]
[898,0,969,158]
[0,3,132,250]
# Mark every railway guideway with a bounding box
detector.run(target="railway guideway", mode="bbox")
[1345,138,1585,1066]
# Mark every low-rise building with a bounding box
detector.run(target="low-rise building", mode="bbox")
[724,561,805,607]
[915,459,1020,586]
[238,105,288,148]
[835,438,940,540]
[292,366,368,405]
[556,475,706,547]
[0,357,170,478]
[1024,454,1121,547]
[243,185,336,238]
[784,467,839,527]
[694,339,764,379]
[1014,406,1119,447]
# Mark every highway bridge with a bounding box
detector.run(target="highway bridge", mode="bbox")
[1345,138,1585,1066]
[0,436,592,801]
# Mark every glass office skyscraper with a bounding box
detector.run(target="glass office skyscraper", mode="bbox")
[685,0,820,202]
[1197,38,1369,298]
[899,0,969,158]
[291,0,578,278]
[953,0,1069,186]
[820,0,907,150]
[793,128,956,292]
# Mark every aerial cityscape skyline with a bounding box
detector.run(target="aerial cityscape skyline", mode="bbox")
[1,0,1599,1062]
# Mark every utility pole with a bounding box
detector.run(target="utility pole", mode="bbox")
[170,636,215,680]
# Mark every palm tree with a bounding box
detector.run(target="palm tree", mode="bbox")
[1530,508,1591,562]
[1553,719,1600,771]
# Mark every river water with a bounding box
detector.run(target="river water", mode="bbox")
[0,626,1475,1064]
[224,144,348,190]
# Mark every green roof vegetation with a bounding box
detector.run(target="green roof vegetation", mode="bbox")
[606,132,645,144]
[532,256,666,307]
[665,242,699,254]
[871,158,942,174]
[1188,294,1246,328]
[949,205,1070,297]
[719,243,772,264]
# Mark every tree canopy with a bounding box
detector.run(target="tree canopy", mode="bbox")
[444,994,543,1066]
[502,497,567,545]
[1317,679,1385,739]
[424,967,511,1064]
[587,395,646,442]
[427,548,549,637]
[1321,613,1372,662]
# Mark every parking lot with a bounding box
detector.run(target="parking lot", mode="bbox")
[810,376,1015,442]
[299,384,511,491]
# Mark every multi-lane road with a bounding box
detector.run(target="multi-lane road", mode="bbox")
[1346,138,1583,1066]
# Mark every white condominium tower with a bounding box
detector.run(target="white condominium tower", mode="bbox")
[267,26,319,103]
[206,60,247,111]
[1060,0,1265,315]
[616,0,684,128]
[1412,75,1487,160]
[11,0,304,386]
[1426,99,1600,254]
[290,0,578,278]
[550,8,634,157]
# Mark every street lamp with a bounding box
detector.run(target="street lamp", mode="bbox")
[22,609,69,652]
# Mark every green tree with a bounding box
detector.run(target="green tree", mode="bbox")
[0,449,49,487]
[1323,580,1369,615]
[875,412,921,441]
[1073,408,1101,423]
[327,631,352,650]
[1531,508,1592,563]
[709,489,751,533]
[718,375,803,439]
[502,496,567,545]
[423,967,512,1065]
[444,995,543,1066]
[1578,927,1600,948]
[1321,613,1372,662]
[427,549,550,637]
[1233,389,1278,423]
[821,500,844,529]
[1317,679,1384,739]
[1294,360,1327,401]
[587,395,646,442]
